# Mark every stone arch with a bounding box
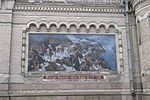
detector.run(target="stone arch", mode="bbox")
[108,24,116,33]
[69,22,78,32]
[79,24,87,33]
[58,22,69,29]
[98,22,108,30]
[89,24,97,33]
[59,24,67,32]
[28,23,37,32]
[79,22,88,29]
[88,22,98,29]
[69,22,78,28]
[108,23,118,33]
[70,24,77,32]
[50,24,57,32]
[39,24,47,32]
[27,20,38,29]
[108,22,118,30]
[49,22,59,29]
[39,21,49,29]
[99,24,106,33]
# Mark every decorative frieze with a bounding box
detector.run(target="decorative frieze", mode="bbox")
[15,6,124,13]
[16,0,123,5]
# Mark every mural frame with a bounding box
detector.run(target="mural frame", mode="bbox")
[23,32,120,74]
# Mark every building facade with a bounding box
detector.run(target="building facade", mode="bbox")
[0,0,150,100]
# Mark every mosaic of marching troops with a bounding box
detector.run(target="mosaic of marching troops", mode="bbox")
[28,37,110,72]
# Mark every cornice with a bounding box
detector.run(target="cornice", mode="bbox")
[14,5,124,14]
[131,0,148,8]
[16,0,123,6]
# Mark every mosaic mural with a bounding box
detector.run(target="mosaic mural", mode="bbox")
[28,33,117,72]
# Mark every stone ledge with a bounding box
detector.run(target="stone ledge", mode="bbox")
[9,89,131,97]
[10,82,123,90]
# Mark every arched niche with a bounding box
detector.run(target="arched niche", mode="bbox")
[99,25,106,33]
[89,25,96,33]
[79,24,87,33]
[109,25,116,33]
[29,24,37,32]
[39,24,47,32]
[50,24,57,32]
[70,24,77,32]
[60,24,67,32]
